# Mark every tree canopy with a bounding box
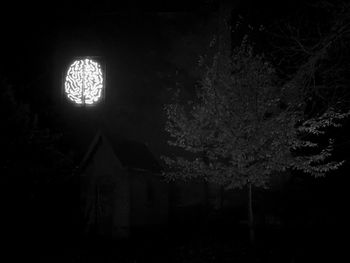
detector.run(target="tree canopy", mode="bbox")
[162,37,348,190]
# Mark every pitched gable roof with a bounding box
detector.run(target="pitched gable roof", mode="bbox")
[79,130,161,173]
[112,139,161,172]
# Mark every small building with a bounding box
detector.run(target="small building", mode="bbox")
[78,131,255,239]
[79,130,169,238]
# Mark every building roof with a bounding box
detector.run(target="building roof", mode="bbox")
[79,130,161,173]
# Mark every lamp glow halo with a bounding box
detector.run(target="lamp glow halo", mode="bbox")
[64,58,104,105]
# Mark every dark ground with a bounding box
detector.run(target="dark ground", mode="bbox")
[3,175,345,263]
[12,218,344,263]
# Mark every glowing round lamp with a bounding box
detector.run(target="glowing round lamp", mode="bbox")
[64,58,104,106]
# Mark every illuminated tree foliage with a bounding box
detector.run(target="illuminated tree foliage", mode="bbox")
[65,58,104,105]
[162,38,348,243]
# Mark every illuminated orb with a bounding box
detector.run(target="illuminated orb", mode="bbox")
[64,58,104,105]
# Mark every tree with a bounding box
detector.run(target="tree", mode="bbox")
[0,77,75,241]
[267,1,350,114]
[0,77,73,183]
[162,38,348,245]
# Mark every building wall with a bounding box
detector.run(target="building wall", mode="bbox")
[169,180,207,225]
[80,138,130,238]
[129,170,169,228]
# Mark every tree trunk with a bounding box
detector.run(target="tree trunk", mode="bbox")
[220,185,224,210]
[248,182,255,245]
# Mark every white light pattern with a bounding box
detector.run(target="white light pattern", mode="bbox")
[65,58,103,105]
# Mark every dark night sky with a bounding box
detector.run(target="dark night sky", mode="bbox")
[1,0,316,159]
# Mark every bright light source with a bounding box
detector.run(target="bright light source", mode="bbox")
[64,58,104,105]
